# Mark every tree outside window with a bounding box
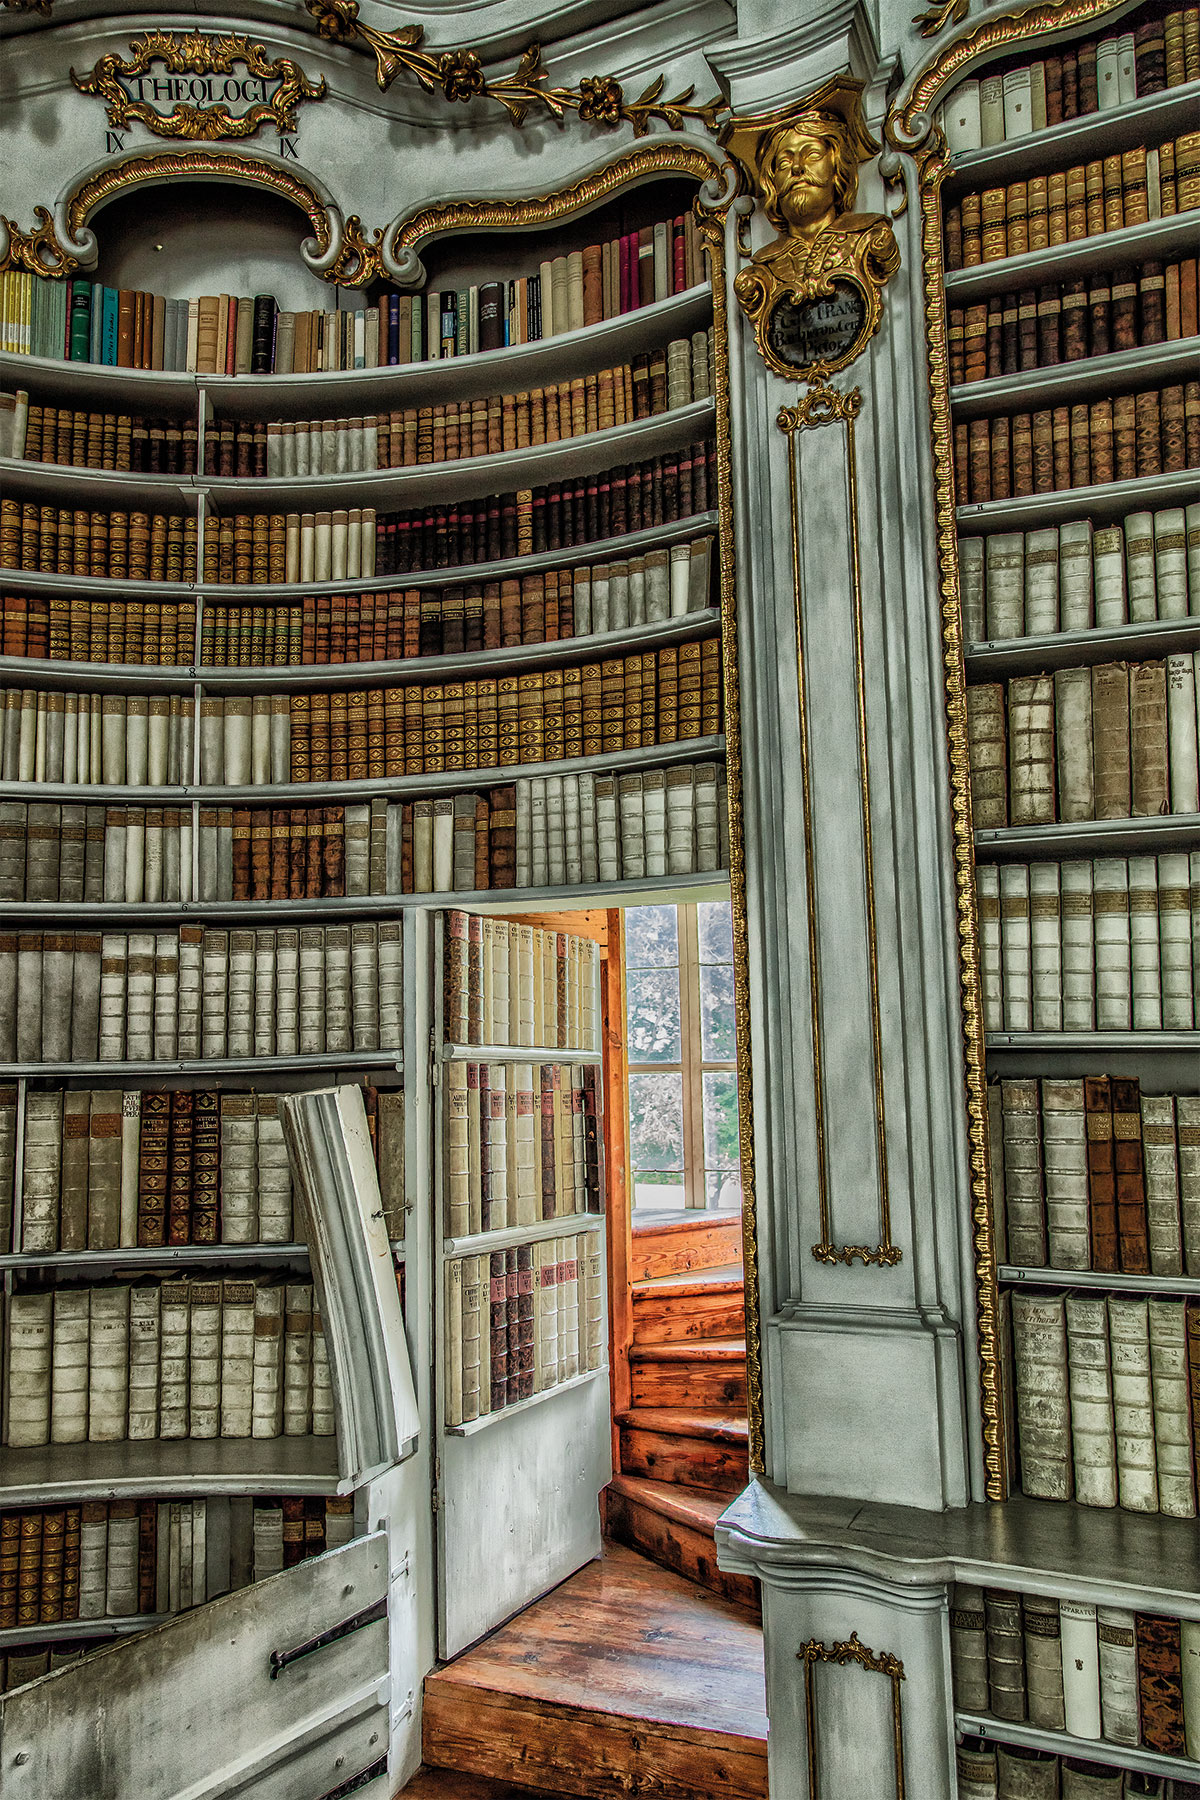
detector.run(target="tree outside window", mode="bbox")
[624,900,742,1213]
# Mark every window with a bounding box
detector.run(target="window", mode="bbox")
[624,900,743,1213]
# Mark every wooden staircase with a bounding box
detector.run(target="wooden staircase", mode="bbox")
[604,1212,757,1613]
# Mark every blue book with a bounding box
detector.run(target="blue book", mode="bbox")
[101,287,119,365]
[89,282,104,364]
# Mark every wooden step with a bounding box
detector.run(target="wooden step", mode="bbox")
[402,1769,581,1798]
[630,1212,744,1283]
[602,1473,760,1614]
[629,1338,747,1410]
[616,1408,749,1498]
[631,1267,745,1345]
[422,1543,766,1800]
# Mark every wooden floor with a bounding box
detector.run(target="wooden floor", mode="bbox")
[403,1772,581,1799]
[420,1543,767,1800]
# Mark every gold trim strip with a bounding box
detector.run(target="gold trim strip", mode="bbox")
[913,135,1005,1497]
[65,150,334,253]
[800,1632,906,1798]
[778,382,901,1272]
[391,145,726,255]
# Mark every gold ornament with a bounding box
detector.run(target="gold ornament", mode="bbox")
[71,30,327,142]
[0,206,79,276]
[721,77,901,380]
[306,0,725,135]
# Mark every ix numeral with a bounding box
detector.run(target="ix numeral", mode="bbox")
[105,132,126,153]
[278,136,299,160]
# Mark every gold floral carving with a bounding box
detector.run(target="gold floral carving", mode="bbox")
[799,1634,906,1797]
[912,0,970,37]
[721,77,900,381]
[327,214,385,285]
[0,206,80,277]
[307,0,725,135]
[70,31,327,143]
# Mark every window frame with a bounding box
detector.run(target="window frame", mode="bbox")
[626,899,739,1212]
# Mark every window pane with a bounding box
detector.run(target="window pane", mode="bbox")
[635,1170,685,1210]
[697,900,733,965]
[625,904,679,968]
[626,967,681,1062]
[705,1169,744,1210]
[699,961,736,1062]
[703,1070,741,1170]
[629,1072,684,1183]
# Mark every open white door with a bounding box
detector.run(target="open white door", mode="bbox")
[0,1533,390,1800]
[431,909,612,1659]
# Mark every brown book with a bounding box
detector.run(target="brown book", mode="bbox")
[1112,267,1138,351]
[191,1090,220,1243]
[167,1089,195,1246]
[1061,279,1088,360]
[1111,1077,1150,1275]
[1135,1613,1186,1753]
[137,1090,171,1246]
[1084,1076,1119,1272]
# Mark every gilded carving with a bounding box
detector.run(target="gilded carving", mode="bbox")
[70,31,327,142]
[721,79,900,381]
[0,206,80,277]
[799,1633,906,1797]
[307,0,725,135]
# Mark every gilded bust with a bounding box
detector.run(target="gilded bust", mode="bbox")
[720,78,900,379]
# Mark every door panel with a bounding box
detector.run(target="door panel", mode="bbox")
[0,1534,390,1800]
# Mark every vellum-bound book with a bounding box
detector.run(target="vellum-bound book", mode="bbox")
[1011,1290,1072,1499]
[1108,1295,1159,1512]
[1097,1604,1139,1746]
[1147,1297,1195,1516]
[950,1583,990,1710]
[1041,1080,1088,1268]
[1022,1593,1065,1729]
[996,1744,1059,1798]
[1065,1292,1117,1508]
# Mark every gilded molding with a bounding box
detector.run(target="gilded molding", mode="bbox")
[892,0,1138,139]
[721,78,900,381]
[912,0,969,38]
[328,214,385,286]
[778,380,901,1273]
[799,1633,906,1797]
[0,206,80,277]
[909,129,1005,1494]
[70,31,327,142]
[307,0,725,135]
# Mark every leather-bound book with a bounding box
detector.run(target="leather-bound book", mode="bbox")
[1136,1612,1186,1752]
[1135,388,1163,474]
[1060,279,1088,360]
[1036,284,1061,365]
[990,415,1012,499]
[1084,1076,1119,1272]
[1140,260,1167,344]
[1031,411,1054,491]
[1111,1077,1150,1274]
[1136,14,1166,90]
[1012,414,1035,497]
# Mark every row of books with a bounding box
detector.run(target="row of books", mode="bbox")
[0,762,729,902]
[211,337,713,478]
[0,398,196,474]
[445,1061,601,1235]
[1009,1289,1197,1514]
[444,916,600,1053]
[3,1278,333,1447]
[0,923,404,1064]
[988,1077,1199,1276]
[0,1084,403,1256]
[966,653,1200,827]
[960,508,1198,642]
[976,853,1199,1033]
[1,688,200,788]
[0,211,705,367]
[951,1584,1199,1754]
[0,1495,355,1628]
[0,438,716,583]
[0,533,713,665]
[1,505,199,583]
[939,12,1199,150]
[944,134,1198,271]
[948,259,1200,387]
[443,1234,604,1425]
[952,382,1198,506]
[957,1744,1196,1800]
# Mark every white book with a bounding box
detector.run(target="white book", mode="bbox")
[1022,527,1059,634]
[1157,852,1194,1028]
[979,73,1005,146]
[219,1279,256,1438]
[1059,1600,1101,1738]
[20,1089,61,1253]
[1093,526,1127,626]
[999,862,1031,1031]
[942,78,982,151]
[1040,1080,1088,1268]
[187,1280,222,1440]
[1124,511,1157,621]
[1001,65,1033,137]
[275,927,301,1056]
[514,780,532,888]
[87,1282,130,1442]
[105,1508,138,1617]
[49,1286,90,1444]
[1096,34,1122,108]
[1058,520,1094,630]
[127,1283,161,1441]
[298,928,325,1054]
[595,776,619,882]
[1065,1291,1117,1506]
[283,1283,313,1436]
[377,920,402,1051]
[975,864,1003,1031]
[1128,855,1162,1029]
[253,929,276,1058]
[1108,1295,1159,1512]
[1167,653,1199,813]
[1059,860,1094,1029]
[1029,861,1061,1030]
[1092,858,1130,1029]
[256,1102,294,1244]
[642,769,667,878]
[350,922,379,1052]
[312,1309,334,1435]
[251,1284,284,1438]
[985,534,1025,638]
[1115,31,1136,103]
[78,1506,108,1620]
[1097,1605,1139,1746]
[158,1281,191,1439]
[1141,1093,1184,1277]
[1147,1297,1194,1517]
[959,537,985,644]
[1186,500,1200,612]
[323,924,352,1053]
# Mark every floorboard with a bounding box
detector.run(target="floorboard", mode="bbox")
[421,1543,766,1800]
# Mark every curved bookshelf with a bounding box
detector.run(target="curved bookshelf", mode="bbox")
[1,399,714,511]
[998,1266,1200,1295]
[0,1243,311,1273]
[944,206,1200,302]
[943,75,1200,190]
[955,1712,1200,1782]
[975,813,1200,859]
[0,1617,171,1650]
[949,336,1200,418]
[956,467,1200,532]
[0,1436,343,1508]
[0,1052,403,1081]
[0,282,713,414]
[0,606,721,695]
[966,614,1200,677]
[0,732,726,807]
[0,870,731,929]
[0,509,718,604]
